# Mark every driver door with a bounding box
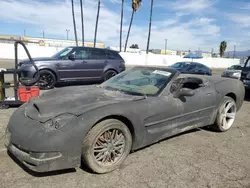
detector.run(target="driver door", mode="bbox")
[143,76,217,143]
[170,76,217,129]
[56,47,89,80]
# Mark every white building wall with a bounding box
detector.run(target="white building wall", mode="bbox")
[0,43,240,68]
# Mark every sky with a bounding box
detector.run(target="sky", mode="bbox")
[0,0,250,52]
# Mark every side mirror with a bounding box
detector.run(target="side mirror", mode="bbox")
[68,54,76,61]
[173,88,195,98]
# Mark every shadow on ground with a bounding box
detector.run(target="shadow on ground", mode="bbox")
[7,128,206,177]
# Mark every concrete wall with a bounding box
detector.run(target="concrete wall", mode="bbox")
[119,52,240,68]
[0,43,64,60]
[0,43,240,68]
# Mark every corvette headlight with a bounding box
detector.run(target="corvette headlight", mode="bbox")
[43,114,76,131]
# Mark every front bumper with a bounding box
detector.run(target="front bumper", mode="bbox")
[5,105,82,172]
[5,131,80,172]
[6,142,62,172]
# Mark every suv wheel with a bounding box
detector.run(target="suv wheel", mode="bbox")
[38,70,56,90]
[104,70,117,81]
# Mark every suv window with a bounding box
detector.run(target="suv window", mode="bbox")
[88,48,107,59]
[107,50,122,60]
[196,64,205,69]
[188,64,196,69]
[70,48,89,60]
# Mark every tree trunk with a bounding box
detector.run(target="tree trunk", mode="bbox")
[94,0,101,48]
[146,0,154,54]
[71,0,78,46]
[124,10,135,52]
[80,0,85,46]
[120,0,124,52]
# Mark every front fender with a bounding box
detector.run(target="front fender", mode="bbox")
[63,102,147,151]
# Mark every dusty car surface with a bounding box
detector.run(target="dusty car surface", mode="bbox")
[5,66,245,174]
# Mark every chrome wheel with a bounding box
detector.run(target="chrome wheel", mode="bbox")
[93,129,125,165]
[220,100,236,130]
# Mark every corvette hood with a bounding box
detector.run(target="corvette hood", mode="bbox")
[25,85,144,123]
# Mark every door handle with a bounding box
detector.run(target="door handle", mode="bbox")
[81,61,87,63]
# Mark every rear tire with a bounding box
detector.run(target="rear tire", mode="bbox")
[81,119,132,174]
[103,70,117,81]
[212,96,237,132]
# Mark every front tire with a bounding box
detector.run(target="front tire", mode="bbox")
[213,96,237,132]
[38,70,56,90]
[82,119,132,174]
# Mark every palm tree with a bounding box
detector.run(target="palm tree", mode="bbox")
[94,0,101,48]
[124,0,142,52]
[120,0,124,52]
[220,41,227,57]
[80,0,85,46]
[146,0,154,54]
[71,0,78,46]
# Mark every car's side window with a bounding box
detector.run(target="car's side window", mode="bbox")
[188,64,196,69]
[170,77,203,93]
[107,50,120,60]
[182,77,203,90]
[89,48,107,59]
[71,48,89,60]
[197,64,204,69]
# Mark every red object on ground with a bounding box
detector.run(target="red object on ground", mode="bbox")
[18,87,40,102]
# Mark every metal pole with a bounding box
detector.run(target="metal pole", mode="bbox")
[24,30,26,36]
[165,39,168,55]
[124,10,134,52]
[80,0,85,46]
[146,0,154,54]
[71,0,78,46]
[233,45,236,59]
[66,29,70,40]
[120,0,124,52]
[94,0,101,48]
[43,31,45,38]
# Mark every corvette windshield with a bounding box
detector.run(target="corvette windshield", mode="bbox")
[100,67,174,96]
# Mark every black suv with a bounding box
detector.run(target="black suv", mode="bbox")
[18,47,126,89]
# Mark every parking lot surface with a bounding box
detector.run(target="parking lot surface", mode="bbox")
[0,60,250,188]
